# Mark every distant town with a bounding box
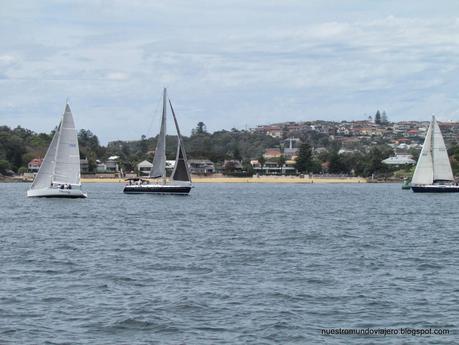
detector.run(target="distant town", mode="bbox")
[2,111,459,180]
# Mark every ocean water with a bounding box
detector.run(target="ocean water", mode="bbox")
[0,182,458,345]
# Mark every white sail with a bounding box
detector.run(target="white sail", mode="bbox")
[432,117,454,182]
[150,88,167,180]
[52,104,81,185]
[30,122,61,190]
[169,100,191,182]
[411,120,434,185]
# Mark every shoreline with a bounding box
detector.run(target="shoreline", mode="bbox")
[78,176,368,184]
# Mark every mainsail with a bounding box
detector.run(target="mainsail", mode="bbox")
[53,104,81,185]
[150,88,167,180]
[31,104,81,189]
[30,123,61,190]
[412,116,453,185]
[169,100,191,182]
[432,117,454,182]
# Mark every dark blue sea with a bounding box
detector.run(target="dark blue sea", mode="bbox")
[0,182,458,344]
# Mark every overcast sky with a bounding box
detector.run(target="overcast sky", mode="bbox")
[2,0,459,143]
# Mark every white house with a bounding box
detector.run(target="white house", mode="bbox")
[137,160,153,176]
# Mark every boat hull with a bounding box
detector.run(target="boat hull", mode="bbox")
[27,188,88,198]
[123,184,191,195]
[411,185,459,193]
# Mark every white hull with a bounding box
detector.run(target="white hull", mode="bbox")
[27,188,88,198]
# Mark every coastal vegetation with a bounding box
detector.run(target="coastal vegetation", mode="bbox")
[2,122,459,178]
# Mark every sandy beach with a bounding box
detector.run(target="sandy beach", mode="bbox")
[80,176,367,184]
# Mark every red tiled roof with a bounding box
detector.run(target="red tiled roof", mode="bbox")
[29,158,44,165]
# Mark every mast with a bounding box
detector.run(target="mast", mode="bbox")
[150,88,167,184]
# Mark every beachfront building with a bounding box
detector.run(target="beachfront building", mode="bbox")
[189,159,215,175]
[80,158,89,173]
[96,156,120,173]
[263,148,282,159]
[251,160,296,175]
[28,158,43,173]
[137,160,153,176]
[381,154,416,166]
[29,157,90,174]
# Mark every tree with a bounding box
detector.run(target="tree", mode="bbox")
[295,143,314,173]
[278,154,286,167]
[139,134,148,155]
[381,111,388,124]
[375,110,381,125]
[232,144,242,160]
[0,160,10,174]
[258,155,266,168]
[192,122,207,135]
[328,151,346,174]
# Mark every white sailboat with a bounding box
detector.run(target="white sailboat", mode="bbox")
[27,104,87,198]
[123,88,192,195]
[411,115,459,193]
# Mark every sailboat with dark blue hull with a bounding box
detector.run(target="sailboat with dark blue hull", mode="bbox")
[411,116,459,193]
[123,89,192,195]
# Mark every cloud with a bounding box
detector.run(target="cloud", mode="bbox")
[1,1,459,142]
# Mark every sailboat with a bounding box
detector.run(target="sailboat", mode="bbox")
[27,104,87,198]
[123,88,192,195]
[411,115,459,193]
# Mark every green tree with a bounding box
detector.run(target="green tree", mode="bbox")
[375,110,381,125]
[295,143,313,173]
[192,122,207,135]
[278,154,286,167]
[381,111,388,124]
[0,160,10,174]
[258,155,266,168]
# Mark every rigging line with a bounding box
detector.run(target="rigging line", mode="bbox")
[145,91,163,139]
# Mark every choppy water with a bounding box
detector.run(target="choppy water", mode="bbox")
[0,182,458,344]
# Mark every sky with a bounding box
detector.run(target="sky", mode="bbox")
[2,0,459,143]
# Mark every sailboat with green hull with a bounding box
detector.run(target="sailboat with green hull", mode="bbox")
[123,88,192,195]
[411,116,459,193]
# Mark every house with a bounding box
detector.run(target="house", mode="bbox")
[96,156,119,173]
[165,160,175,171]
[189,159,215,175]
[251,160,296,175]
[80,158,89,173]
[28,158,43,173]
[105,156,119,172]
[137,160,153,176]
[382,154,416,165]
[263,148,282,159]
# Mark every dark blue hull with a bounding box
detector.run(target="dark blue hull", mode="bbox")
[411,185,459,193]
[123,185,191,195]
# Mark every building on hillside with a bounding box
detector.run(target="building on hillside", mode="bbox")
[283,137,301,158]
